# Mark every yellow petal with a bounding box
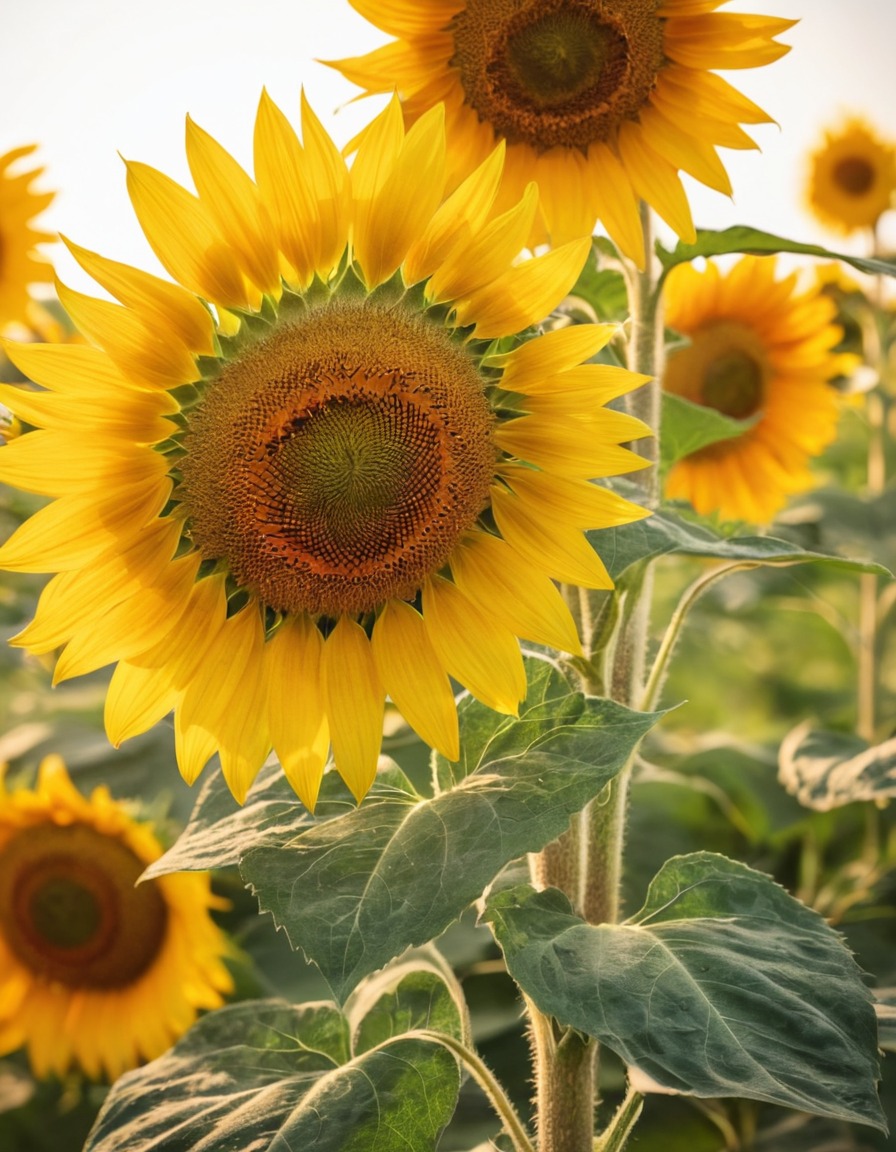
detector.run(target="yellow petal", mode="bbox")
[371,599,459,761]
[321,616,384,803]
[12,516,182,653]
[53,552,201,683]
[511,363,647,404]
[0,430,169,496]
[454,238,591,338]
[297,91,353,279]
[175,605,270,799]
[62,237,215,354]
[451,531,582,656]
[0,341,156,399]
[488,323,618,389]
[265,614,330,810]
[186,115,280,295]
[422,575,526,715]
[0,385,173,452]
[500,466,651,529]
[427,181,538,304]
[351,93,405,240]
[491,483,614,589]
[616,124,696,243]
[125,159,251,308]
[495,412,652,476]
[353,103,446,287]
[403,140,505,286]
[585,143,645,267]
[105,574,227,746]
[0,478,171,572]
[56,280,197,390]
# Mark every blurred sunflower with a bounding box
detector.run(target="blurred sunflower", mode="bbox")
[662,255,845,523]
[0,93,650,810]
[0,756,232,1081]
[0,146,55,327]
[327,0,794,265]
[807,117,896,236]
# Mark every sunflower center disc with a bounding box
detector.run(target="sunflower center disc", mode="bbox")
[701,350,764,419]
[181,302,495,617]
[833,156,875,196]
[0,824,168,988]
[450,0,664,151]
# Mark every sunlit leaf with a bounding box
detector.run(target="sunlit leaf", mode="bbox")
[657,226,896,280]
[241,657,659,1000]
[485,853,885,1131]
[660,392,761,472]
[778,722,896,811]
[84,1000,460,1152]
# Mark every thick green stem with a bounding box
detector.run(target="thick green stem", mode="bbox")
[526,1000,597,1152]
[528,204,663,1152]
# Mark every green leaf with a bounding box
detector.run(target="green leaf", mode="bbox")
[485,853,885,1131]
[144,761,413,879]
[778,722,896,811]
[656,226,896,280]
[348,961,467,1055]
[593,499,892,583]
[660,392,761,472]
[84,1000,460,1152]
[241,657,659,1001]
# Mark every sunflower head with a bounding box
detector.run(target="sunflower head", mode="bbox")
[0,93,651,811]
[0,146,55,329]
[807,117,896,236]
[662,255,844,524]
[327,0,795,264]
[0,756,233,1081]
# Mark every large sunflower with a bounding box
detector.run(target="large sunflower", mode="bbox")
[0,145,55,327]
[0,756,233,1081]
[0,94,650,810]
[327,0,794,265]
[662,255,844,523]
[807,117,896,237]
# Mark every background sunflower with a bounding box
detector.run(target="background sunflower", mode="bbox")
[0,756,233,1082]
[327,0,794,263]
[0,146,55,329]
[662,254,846,523]
[807,116,896,237]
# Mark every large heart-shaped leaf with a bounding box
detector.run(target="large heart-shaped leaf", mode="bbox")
[84,1000,459,1152]
[485,853,884,1130]
[778,722,896,811]
[241,657,659,1000]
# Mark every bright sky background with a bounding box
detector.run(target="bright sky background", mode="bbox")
[5,0,896,296]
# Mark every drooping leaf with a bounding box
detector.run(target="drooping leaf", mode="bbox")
[660,392,761,472]
[348,960,468,1055]
[145,760,414,878]
[84,1000,460,1152]
[241,657,659,1000]
[592,499,891,583]
[657,226,896,280]
[485,853,885,1131]
[778,722,896,811]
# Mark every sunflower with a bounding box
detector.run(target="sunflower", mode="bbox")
[0,756,233,1081]
[0,94,650,810]
[326,0,794,265]
[0,146,55,327]
[807,117,896,236]
[662,255,845,523]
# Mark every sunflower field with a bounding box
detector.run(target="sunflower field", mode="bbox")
[1,2,896,1150]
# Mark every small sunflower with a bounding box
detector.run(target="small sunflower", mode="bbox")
[327,0,794,265]
[0,756,233,1081]
[0,94,650,809]
[0,146,55,327]
[662,255,844,523]
[807,117,896,236]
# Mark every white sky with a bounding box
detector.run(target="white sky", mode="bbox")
[4,0,896,296]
